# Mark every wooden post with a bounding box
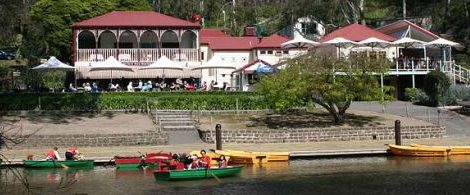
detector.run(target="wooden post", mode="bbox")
[405,103,409,117]
[38,96,41,110]
[427,108,430,122]
[215,124,222,150]
[395,120,402,145]
[236,98,239,116]
[437,109,441,126]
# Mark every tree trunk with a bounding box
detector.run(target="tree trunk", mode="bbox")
[359,0,366,25]
[402,0,406,19]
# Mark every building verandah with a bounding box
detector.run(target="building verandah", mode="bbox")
[74,28,199,64]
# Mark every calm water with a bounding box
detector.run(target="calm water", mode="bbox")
[2,156,470,194]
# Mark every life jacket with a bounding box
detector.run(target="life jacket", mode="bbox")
[66,148,78,155]
[202,156,211,168]
[47,150,57,160]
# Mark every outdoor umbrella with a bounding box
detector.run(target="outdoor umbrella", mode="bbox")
[424,38,463,69]
[254,63,277,74]
[321,37,358,58]
[138,55,186,82]
[31,56,77,88]
[31,56,75,70]
[89,56,133,83]
[392,37,425,48]
[192,56,236,82]
[358,37,392,50]
[281,30,320,49]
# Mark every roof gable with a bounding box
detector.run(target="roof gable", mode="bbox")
[73,11,200,28]
[376,20,439,42]
[319,23,396,42]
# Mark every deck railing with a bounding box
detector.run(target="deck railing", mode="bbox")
[77,48,199,63]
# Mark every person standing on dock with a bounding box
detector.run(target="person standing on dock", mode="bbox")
[46,147,62,161]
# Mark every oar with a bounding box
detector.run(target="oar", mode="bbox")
[211,172,222,183]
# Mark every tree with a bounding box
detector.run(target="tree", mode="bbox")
[28,0,152,62]
[257,54,392,123]
[423,70,451,107]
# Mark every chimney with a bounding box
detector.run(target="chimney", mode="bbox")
[191,14,202,25]
[244,26,256,36]
[257,36,263,43]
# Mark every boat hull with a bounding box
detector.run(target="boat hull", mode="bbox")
[23,160,94,168]
[216,150,289,164]
[388,144,450,157]
[116,163,157,169]
[410,144,470,155]
[154,166,242,181]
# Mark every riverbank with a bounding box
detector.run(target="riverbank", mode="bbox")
[2,136,469,163]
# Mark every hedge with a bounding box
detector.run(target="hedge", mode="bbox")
[0,92,268,111]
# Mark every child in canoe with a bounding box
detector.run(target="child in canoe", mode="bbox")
[199,150,211,168]
[218,155,228,168]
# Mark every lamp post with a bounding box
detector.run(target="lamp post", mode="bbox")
[216,2,233,31]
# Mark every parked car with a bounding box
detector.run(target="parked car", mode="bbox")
[0,50,15,60]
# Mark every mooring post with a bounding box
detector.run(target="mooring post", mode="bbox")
[394,120,402,145]
[215,124,222,150]
[437,109,441,126]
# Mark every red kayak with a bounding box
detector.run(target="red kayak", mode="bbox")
[115,152,171,169]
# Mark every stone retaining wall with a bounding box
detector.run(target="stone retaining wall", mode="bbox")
[15,132,169,148]
[198,126,445,144]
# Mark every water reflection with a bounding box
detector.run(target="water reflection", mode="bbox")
[2,156,470,194]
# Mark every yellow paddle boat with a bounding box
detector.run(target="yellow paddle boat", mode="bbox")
[410,144,470,155]
[387,144,450,157]
[215,150,290,164]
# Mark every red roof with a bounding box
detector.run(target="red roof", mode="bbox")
[72,11,200,28]
[200,29,228,37]
[255,34,290,48]
[201,36,259,50]
[376,20,439,39]
[201,33,289,50]
[319,23,396,42]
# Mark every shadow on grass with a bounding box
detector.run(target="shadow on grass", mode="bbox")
[249,112,382,129]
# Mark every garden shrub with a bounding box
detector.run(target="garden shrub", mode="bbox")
[423,71,451,106]
[404,88,423,102]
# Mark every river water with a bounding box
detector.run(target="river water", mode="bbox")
[2,156,470,194]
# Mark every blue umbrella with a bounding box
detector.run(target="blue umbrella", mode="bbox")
[255,64,277,73]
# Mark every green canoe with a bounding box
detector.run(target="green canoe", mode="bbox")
[23,160,94,168]
[116,163,157,170]
[154,166,242,181]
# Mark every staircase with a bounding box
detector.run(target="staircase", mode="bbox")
[444,62,470,86]
[155,110,203,144]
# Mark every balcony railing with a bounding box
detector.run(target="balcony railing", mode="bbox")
[77,48,199,63]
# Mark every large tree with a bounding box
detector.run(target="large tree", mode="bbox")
[27,0,152,62]
[257,54,392,123]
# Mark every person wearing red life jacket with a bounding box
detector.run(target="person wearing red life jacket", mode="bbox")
[46,147,62,161]
[199,150,211,168]
[65,146,80,161]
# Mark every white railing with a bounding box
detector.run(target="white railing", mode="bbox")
[77,48,199,63]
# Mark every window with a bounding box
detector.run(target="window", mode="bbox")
[267,50,273,55]
[283,50,289,54]
[260,50,266,55]
[275,51,282,56]
[201,52,204,60]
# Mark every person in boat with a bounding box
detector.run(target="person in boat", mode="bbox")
[188,155,199,169]
[65,146,80,161]
[46,147,62,161]
[199,150,211,168]
[168,154,185,170]
[218,155,228,168]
